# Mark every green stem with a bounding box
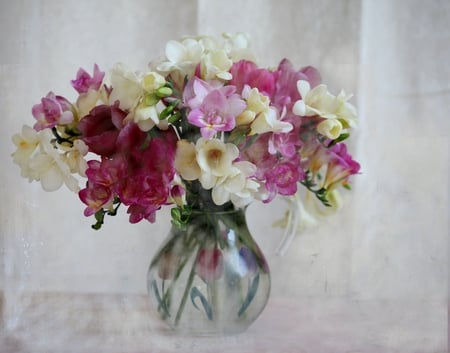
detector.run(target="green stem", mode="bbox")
[174,244,200,326]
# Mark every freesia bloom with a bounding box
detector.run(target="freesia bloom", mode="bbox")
[29,129,80,192]
[195,138,239,189]
[185,78,246,138]
[211,160,259,207]
[323,143,360,189]
[71,64,105,94]
[292,80,357,139]
[12,125,40,172]
[174,140,201,181]
[32,92,74,131]
[108,63,143,110]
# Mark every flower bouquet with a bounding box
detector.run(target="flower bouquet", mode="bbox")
[12,33,360,334]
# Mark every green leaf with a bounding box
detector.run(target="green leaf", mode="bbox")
[190,286,213,320]
[150,280,170,317]
[328,133,350,148]
[238,273,260,317]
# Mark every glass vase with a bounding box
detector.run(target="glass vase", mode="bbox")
[147,208,270,335]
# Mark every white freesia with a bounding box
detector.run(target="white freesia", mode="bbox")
[157,38,205,75]
[196,138,239,189]
[142,72,166,93]
[292,80,357,139]
[212,161,259,207]
[222,32,255,62]
[250,106,293,135]
[133,103,160,131]
[174,140,201,181]
[108,63,143,110]
[60,139,89,177]
[237,86,269,126]
[76,87,109,118]
[12,125,40,175]
[201,49,233,80]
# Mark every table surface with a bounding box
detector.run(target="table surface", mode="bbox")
[0,292,447,353]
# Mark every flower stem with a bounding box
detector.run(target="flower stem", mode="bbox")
[174,245,200,326]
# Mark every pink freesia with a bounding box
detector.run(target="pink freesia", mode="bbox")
[264,161,303,201]
[79,183,113,217]
[185,78,246,138]
[71,64,105,94]
[229,60,275,96]
[324,143,360,189]
[272,59,321,109]
[32,92,74,131]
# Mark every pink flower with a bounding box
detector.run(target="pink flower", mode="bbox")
[265,161,303,201]
[196,248,224,282]
[272,59,321,109]
[32,92,74,131]
[324,143,360,189]
[71,64,105,94]
[79,183,113,217]
[185,78,246,138]
[229,60,275,96]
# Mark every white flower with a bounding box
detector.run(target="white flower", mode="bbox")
[108,63,143,110]
[76,87,108,118]
[174,140,201,181]
[133,103,160,132]
[250,106,293,135]
[142,72,166,93]
[201,49,233,80]
[222,32,255,62]
[12,125,40,174]
[12,127,81,192]
[293,80,357,139]
[195,138,239,189]
[212,161,259,207]
[60,139,89,177]
[156,38,205,76]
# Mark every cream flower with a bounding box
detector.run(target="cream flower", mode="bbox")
[196,138,239,189]
[237,87,269,126]
[174,140,201,181]
[212,161,259,207]
[12,125,40,172]
[201,49,233,80]
[108,63,143,110]
[156,38,205,76]
[60,139,89,177]
[142,72,166,93]
[292,80,357,139]
[250,106,293,135]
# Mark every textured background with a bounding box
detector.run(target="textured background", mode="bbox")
[0,0,448,352]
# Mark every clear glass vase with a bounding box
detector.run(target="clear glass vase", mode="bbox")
[147,207,271,335]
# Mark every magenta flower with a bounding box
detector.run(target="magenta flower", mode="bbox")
[229,60,275,96]
[265,161,303,201]
[185,78,246,138]
[79,183,113,217]
[196,248,224,282]
[77,102,146,157]
[71,64,105,94]
[324,143,360,189]
[271,59,321,109]
[32,92,74,131]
